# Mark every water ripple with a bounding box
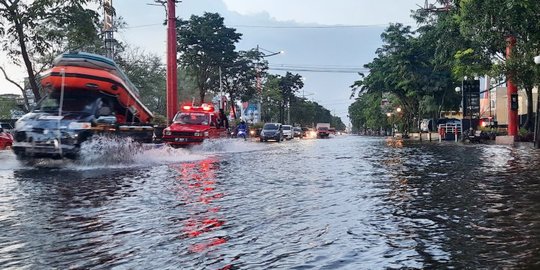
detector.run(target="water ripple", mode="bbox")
[1,137,540,268]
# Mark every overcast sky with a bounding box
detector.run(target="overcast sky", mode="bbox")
[1,0,425,124]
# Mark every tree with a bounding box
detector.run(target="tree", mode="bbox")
[221,49,267,119]
[116,49,167,116]
[0,0,101,102]
[278,72,303,124]
[176,12,242,104]
[458,0,540,130]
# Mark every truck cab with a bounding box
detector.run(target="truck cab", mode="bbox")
[162,103,229,147]
[316,123,331,138]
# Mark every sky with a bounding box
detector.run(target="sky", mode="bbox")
[0,0,426,125]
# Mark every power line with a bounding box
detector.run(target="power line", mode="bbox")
[123,22,415,30]
[269,67,366,73]
[230,23,415,29]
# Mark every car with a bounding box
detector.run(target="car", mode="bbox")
[0,122,13,134]
[0,126,13,150]
[259,123,283,142]
[293,127,302,138]
[282,125,293,140]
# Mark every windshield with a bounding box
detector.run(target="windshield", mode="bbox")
[174,112,210,125]
[36,94,96,115]
[263,124,279,130]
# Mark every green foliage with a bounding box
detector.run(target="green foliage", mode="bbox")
[116,49,167,116]
[0,0,102,101]
[348,92,387,132]
[221,49,267,115]
[0,96,17,119]
[176,12,242,103]
[458,0,540,130]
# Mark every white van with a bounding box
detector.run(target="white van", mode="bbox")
[282,125,293,140]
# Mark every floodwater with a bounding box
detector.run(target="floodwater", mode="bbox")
[1,136,540,269]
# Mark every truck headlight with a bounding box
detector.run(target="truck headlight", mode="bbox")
[164,130,171,136]
[194,132,201,137]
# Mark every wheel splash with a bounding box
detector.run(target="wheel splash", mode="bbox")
[78,135,143,166]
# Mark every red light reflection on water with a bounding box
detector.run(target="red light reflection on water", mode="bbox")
[170,158,228,253]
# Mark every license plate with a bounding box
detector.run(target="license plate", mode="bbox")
[175,138,186,142]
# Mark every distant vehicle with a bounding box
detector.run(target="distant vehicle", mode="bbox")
[260,123,283,142]
[282,125,293,140]
[293,127,302,138]
[0,126,13,150]
[316,123,331,138]
[303,127,317,139]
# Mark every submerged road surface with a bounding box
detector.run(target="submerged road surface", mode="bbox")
[1,136,540,269]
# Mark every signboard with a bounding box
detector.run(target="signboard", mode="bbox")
[462,79,480,118]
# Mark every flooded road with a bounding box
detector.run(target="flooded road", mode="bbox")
[1,136,540,269]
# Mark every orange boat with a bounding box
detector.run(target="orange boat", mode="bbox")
[39,52,153,123]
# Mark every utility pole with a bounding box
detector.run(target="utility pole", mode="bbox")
[506,36,518,138]
[154,0,180,123]
[103,0,115,59]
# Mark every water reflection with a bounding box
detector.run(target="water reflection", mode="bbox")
[170,159,229,257]
[2,168,137,268]
[1,137,540,268]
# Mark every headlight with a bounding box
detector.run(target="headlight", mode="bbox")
[250,130,255,135]
[164,130,171,136]
[194,132,200,137]
[68,122,91,130]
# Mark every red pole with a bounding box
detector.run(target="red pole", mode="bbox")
[506,36,518,137]
[166,0,178,123]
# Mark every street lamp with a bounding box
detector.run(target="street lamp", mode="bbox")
[257,45,283,123]
[386,112,393,136]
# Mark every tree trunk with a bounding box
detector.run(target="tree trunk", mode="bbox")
[12,9,41,102]
[525,87,534,131]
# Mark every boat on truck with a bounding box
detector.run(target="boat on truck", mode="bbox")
[162,103,229,147]
[12,52,154,160]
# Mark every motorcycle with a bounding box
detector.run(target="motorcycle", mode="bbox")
[237,128,247,140]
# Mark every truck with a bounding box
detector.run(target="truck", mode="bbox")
[316,123,331,138]
[11,52,155,160]
[161,103,229,147]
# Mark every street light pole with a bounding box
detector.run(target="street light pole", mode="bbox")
[533,55,540,148]
[256,45,283,123]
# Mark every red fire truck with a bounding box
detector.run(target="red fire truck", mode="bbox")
[162,103,229,147]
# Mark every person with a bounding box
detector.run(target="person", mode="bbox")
[237,120,247,139]
[238,120,247,132]
[219,109,229,130]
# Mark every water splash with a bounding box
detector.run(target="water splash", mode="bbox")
[76,136,208,168]
[191,138,265,154]
[78,136,142,166]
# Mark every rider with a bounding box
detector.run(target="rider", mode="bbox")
[237,120,247,138]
